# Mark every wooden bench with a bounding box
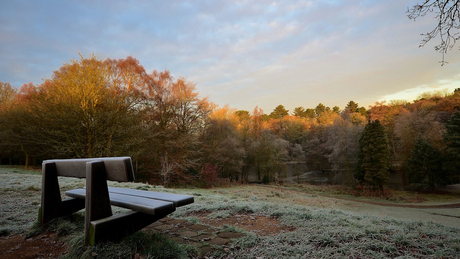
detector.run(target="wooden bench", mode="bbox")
[38,157,194,245]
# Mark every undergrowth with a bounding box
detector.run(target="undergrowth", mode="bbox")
[26,213,85,240]
[63,232,198,259]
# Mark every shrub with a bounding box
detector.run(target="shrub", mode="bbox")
[199,163,218,188]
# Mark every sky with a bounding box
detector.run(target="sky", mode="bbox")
[1,0,460,113]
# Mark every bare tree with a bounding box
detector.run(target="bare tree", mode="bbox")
[408,0,460,65]
[0,82,17,112]
[159,153,177,187]
[143,70,212,181]
[326,114,364,187]
[249,130,289,183]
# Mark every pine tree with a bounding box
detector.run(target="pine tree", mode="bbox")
[345,101,359,113]
[355,120,389,191]
[269,105,289,119]
[443,110,460,183]
[407,137,445,190]
[315,103,326,116]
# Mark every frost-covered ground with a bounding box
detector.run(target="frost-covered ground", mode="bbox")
[1,166,460,258]
[173,186,460,258]
[174,185,460,228]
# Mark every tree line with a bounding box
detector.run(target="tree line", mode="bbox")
[1,54,459,189]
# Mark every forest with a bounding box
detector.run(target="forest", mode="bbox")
[0,54,459,191]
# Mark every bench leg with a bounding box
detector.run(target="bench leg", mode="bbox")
[39,162,85,225]
[87,211,168,246]
[40,162,62,225]
[84,161,113,245]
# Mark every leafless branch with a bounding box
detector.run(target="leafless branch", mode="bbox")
[408,0,460,65]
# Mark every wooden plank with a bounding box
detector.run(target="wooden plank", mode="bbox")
[43,157,135,182]
[66,188,175,215]
[108,187,194,207]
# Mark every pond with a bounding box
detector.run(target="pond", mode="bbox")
[245,162,405,189]
[246,163,345,185]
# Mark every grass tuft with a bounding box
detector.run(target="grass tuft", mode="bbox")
[63,231,197,259]
[220,224,246,233]
[208,210,231,219]
[0,227,12,237]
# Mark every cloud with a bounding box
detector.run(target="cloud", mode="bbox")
[1,0,458,112]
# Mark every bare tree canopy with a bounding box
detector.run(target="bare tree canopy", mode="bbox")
[408,0,460,65]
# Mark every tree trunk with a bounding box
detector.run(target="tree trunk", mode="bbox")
[25,153,29,168]
[20,143,29,168]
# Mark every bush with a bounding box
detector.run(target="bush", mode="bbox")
[199,163,218,188]
[262,175,270,184]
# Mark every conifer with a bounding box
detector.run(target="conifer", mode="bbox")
[355,120,389,191]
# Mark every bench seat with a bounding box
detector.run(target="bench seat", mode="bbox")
[107,187,194,207]
[66,188,176,215]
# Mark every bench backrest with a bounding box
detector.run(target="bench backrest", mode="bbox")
[43,157,135,182]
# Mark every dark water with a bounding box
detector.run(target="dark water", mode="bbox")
[246,163,343,185]
[246,162,405,189]
[282,171,336,184]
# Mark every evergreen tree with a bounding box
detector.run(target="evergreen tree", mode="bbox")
[269,105,289,119]
[454,88,460,96]
[407,137,445,190]
[235,110,250,119]
[358,107,367,117]
[332,106,341,114]
[305,108,316,119]
[293,106,306,117]
[345,101,359,113]
[443,110,460,183]
[355,120,389,191]
[315,103,326,116]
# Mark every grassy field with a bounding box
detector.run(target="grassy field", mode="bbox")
[1,166,460,258]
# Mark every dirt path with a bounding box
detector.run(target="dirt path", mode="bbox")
[259,185,460,228]
[260,185,460,209]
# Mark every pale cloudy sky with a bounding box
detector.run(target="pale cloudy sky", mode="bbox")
[1,0,460,113]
